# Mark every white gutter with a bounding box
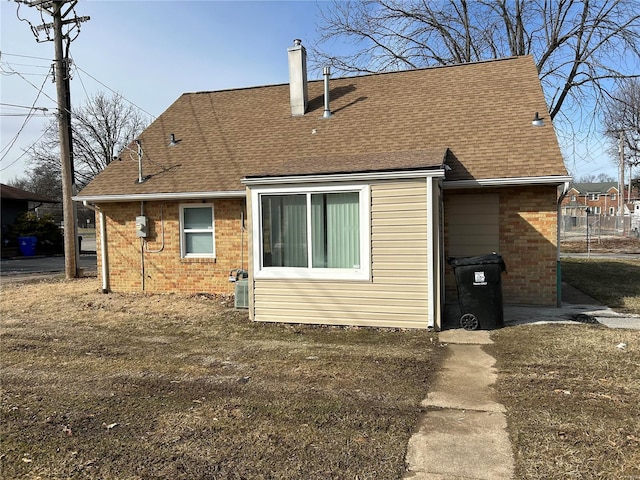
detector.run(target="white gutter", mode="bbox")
[443,175,573,189]
[82,201,109,293]
[73,190,246,203]
[242,169,446,186]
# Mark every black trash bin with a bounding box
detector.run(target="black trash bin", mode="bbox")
[448,254,507,330]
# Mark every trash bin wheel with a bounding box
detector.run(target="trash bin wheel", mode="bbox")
[460,313,479,331]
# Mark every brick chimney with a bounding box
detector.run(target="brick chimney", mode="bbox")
[288,39,308,116]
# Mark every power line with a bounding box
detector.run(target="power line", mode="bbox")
[2,58,151,130]
[0,51,52,61]
[70,58,90,100]
[0,129,48,173]
[1,61,51,68]
[0,70,51,77]
[0,113,51,117]
[0,64,52,162]
[73,64,156,119]
[1,61,58,106]
[0,102,49,110]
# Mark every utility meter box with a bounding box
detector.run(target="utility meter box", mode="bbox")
[135,215,148,238]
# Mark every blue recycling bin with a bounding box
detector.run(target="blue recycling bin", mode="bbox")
[18,236,37,256]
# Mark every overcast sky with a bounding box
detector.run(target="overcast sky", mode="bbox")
[0,0,622,184]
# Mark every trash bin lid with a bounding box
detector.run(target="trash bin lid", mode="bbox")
[448,254,506,271]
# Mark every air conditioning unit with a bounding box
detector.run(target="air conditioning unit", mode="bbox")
[234,279,249,309]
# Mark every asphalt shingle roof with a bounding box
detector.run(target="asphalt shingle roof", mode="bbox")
[77,55,567,198]
[1,183,58,203]
[571,182,618,194]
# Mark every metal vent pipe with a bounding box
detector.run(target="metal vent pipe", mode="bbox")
[322,66,332,119]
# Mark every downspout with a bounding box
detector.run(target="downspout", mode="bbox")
[241,210,245,271]
[438,178,446,326]
[426,176,436,330]
[82,201,109,293]
[140,201,145,291]
[557,181,571,307]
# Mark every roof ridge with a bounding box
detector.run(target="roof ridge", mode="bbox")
[184,55,532,97]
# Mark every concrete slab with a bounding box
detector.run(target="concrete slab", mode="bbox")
[405,409,514,479]
[423,344,504,413]
[405,337,514,479]
[438,329,493,345]
[503,304,640,330]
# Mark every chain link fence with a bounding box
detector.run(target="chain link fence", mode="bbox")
[560,215,638,241]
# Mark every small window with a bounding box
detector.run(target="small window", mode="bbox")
[611,194,617,201]
[180,204,215,258]
[571,195,576,202]
[593,206,601,215]
[588,193,599,201]
[609,207,615,215]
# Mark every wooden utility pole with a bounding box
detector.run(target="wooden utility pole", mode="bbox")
[53,2,77,278]
[19,0,89,278]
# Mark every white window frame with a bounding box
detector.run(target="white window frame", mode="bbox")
[179,203,215,259]
[588,193,599,201]
[609,207,615,215]
[251,184,371,281]
[593,206,601,215]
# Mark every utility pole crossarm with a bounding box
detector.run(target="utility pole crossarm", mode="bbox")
[33,16,90,32]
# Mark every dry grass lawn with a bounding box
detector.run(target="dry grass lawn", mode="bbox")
[489,324,640,479]
[562,257,640,315]
[4,255,639,480]
[1,279,444,479]
[490,255,640,478]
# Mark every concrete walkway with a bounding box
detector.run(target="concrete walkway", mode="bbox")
[404,283,640,479]
[404,330,513,479]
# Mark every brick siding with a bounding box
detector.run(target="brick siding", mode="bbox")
[99,186,558,306]
[444,185,558,306]
[97,199,246,294]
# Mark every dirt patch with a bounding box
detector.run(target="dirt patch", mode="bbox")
[1,279,443,479]
[562,237,640,254]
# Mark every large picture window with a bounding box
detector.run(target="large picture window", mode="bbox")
[254,185,370,280]
[180,204,215,258]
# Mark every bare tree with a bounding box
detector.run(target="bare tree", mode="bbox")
[576,173,616,183]
[25,91,149,189]
[313,0,640,123]
[10,162,62,201]
[603,78,640,168]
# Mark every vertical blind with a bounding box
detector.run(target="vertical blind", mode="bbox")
[311,192,359,268]
[261,195,308,267]
[261,192,360,269]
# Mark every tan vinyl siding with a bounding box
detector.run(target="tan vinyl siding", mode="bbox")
[253,179,431,329]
